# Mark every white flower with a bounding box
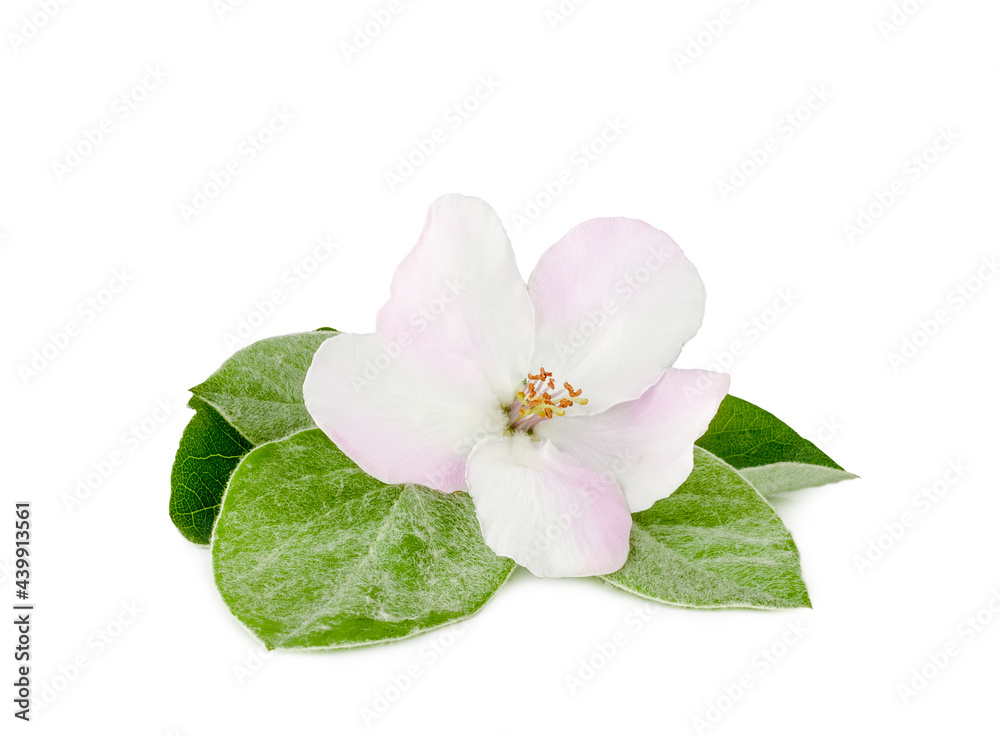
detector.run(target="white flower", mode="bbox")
[304,194,729,577]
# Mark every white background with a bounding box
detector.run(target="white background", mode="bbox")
[2,0,998,734]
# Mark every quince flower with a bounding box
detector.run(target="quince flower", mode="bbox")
[304,194,729,577]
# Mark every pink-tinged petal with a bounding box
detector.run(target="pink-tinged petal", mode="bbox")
[376,194,534,402]
[465,433,632,577]
[527,217,706,414]
[303,332,507,492]
[534,369,730,512]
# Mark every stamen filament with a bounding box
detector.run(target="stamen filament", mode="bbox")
[508,366,588,431]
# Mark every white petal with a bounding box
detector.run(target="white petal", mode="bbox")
[465,433,632,577]
[376,194,534,402]
[534,369,730,512]
[528,217,706,413]
[303,332,507,492]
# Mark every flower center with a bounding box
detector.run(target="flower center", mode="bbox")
[507,367,588,432]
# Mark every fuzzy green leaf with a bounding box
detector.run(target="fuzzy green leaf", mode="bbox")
[191,331,337,445]
[600,448,811,610]
[695,395,856,497]
[212,429,515,650]
[168,330,337,544]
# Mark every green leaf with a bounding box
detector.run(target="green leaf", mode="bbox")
[212,429,515,650]
[168,330,337,544]
[191,331,337,445]
[695,395,856,497]
[600,448,811,610]
[169,397,253,544]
